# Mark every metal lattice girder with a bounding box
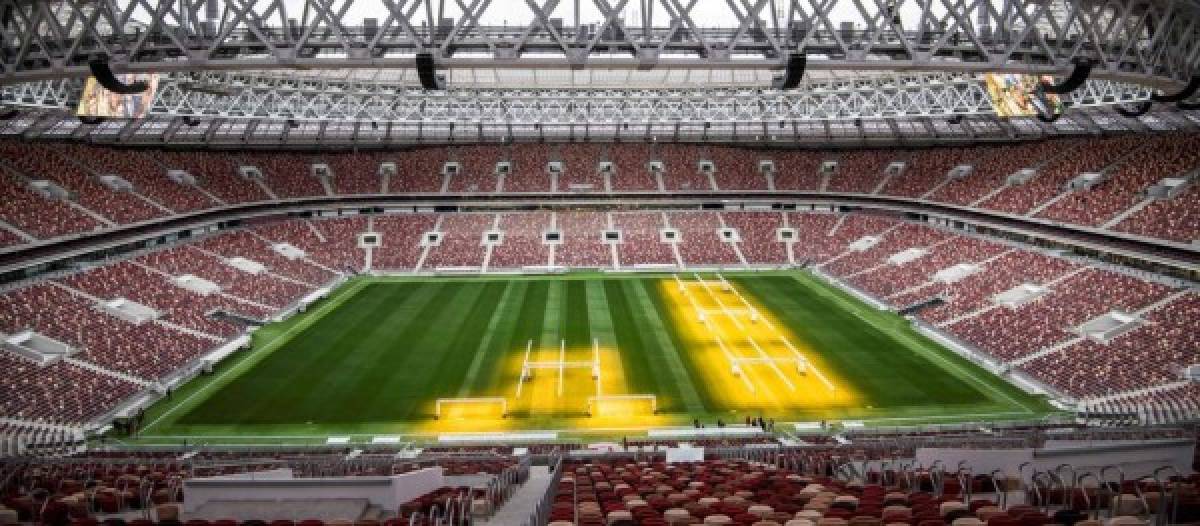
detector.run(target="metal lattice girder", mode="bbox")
[0,71,1153,122]
[0,0,1198,90]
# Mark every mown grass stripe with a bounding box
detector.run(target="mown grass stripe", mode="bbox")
[540,280,565,349]
[457,280,521,397]
[626,278,707,414]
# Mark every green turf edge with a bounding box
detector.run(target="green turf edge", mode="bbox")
[136,277,372,435]
[127,270,1062,446]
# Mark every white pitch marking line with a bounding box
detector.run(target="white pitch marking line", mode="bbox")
[515,339,533,398]
[694,273,795,391]
[672,274,758,392]
[718,273,837,392]
[558,339,565,397]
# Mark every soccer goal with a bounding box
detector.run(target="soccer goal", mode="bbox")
[434,397,508,419]
[587,394,658,417]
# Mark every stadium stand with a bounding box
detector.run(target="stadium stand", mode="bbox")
[323,151,384,195]
[152,150,270,204]
[58,143,217,213]
[372,214,439,271]
[771,150,827,191]
[450,145,502,193]
[0,353,140,424]
[0,140,166,225]
[137,245,313,309]
[235,152,326,198]
[395,147,448,193]
[659,144,712,191]
[423,213,491,268]
[824,150,894,193]
[490,212,552,269]
[608,144,658,191]
[710,147,768,191]
[556,211,612,268]
[613,212,676,266]
[60,261,270,338]
[978,137,1140,215]
[721,211,788,265]
[1038,134,1200,226]
[0,284,211,381]
[0,170,101,240]
[944,268,1174,364]
[672,211,742,266]
[559,143,606,193]
[1114,184,1200,243]
[506,144,553,192]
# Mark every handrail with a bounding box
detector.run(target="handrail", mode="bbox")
[1054,464,1076,509]
[990,469,1008,509]
[1076,472,1101,520]
[1100,465,1125,519]
[1151,466,1181,526]
[1031,471,1053,513]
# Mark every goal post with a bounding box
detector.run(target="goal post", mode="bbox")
[434,397,508,419]
[587,394,658,417]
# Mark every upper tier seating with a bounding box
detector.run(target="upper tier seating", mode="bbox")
[925,141,1062,206]
[880,147,984,198]
[451,146,502,193]
[979,137,1140,215]
[609,144,658,191]
[710,147,768,191]
[1038,134,1200,226]
[1115,184,1200,244]
[153,150,269,204]
[559,143,606,192]
[0,137,1194,250]
[236,152,326,198]
[372,214,439,271]
[324,151,384,195]
[771,150,826,191]
[59,143,216,213]
[0,140,165,225]
[395,147,446,193]
[825,150,894,193]
[490,212,551,268]
[659,144,713,191]
[506,144,553,192]
[0,171,101,240]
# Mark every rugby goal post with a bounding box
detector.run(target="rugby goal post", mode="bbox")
[587,394,658,416]
[434,397,508,419]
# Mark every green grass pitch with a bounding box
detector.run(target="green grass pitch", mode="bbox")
[137,271,1053,443]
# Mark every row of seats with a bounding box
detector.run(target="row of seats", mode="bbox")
[2,137,1198,247]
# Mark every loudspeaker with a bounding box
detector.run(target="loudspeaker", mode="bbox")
[79,116,106,124]
[88,60,149,94]
[1114,100,1152,118]
[777,53,806,90]
[1151,75,1200,103]
[1041,60,1092,94]
[0,107,17,120]
[416,53,444,90]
